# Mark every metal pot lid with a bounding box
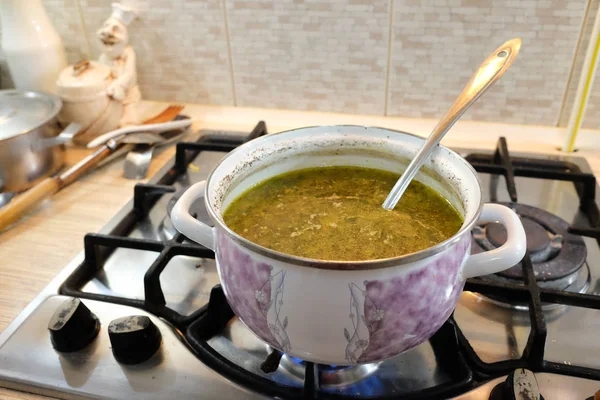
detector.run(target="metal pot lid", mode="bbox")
[0,90,62,141]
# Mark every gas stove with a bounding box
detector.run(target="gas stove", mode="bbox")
[1,122,600,399]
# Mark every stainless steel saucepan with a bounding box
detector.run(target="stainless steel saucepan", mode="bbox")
[0,90,71,193]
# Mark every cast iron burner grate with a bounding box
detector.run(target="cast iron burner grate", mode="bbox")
[471,202,589,295]
[473,203,586,280]
[60,129,600,399]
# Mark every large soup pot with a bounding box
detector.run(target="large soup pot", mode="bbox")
[171,126,526,365]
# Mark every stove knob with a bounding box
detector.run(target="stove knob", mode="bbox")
[489,369,544,400]
[48,298,100,352]
[108,315,162,364]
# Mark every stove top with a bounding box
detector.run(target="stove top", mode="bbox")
[1,123,600,399]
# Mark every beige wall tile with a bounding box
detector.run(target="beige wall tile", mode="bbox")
[583,68,600,129]
[226,0,389,114]
[387,0,586,125]
[558,0,599,128]
[79,0,234,105]
[44,0,92,62]
[571,0,600,129]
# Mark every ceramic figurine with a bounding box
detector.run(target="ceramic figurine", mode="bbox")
[96,3,140,126]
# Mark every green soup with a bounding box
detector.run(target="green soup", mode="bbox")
[223,166,463,261]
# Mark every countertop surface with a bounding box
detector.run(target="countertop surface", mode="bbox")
[1,101,600,400]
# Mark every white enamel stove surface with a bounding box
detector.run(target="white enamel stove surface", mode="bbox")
[1,130,599,399]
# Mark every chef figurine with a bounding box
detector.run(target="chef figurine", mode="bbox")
[96,3,140,126]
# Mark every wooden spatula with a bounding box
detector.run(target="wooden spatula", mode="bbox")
[142,105,183,124]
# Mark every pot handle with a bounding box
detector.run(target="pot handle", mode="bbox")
[461,203,526,279]
[31,122,82,151]
[171,181,215,250]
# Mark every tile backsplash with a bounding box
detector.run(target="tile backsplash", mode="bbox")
[80,0,234,105]
[227,0,389,115]
[1,0,599,129]
[387,0,585,126]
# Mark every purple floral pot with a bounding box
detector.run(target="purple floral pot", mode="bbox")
[171,126,526,365]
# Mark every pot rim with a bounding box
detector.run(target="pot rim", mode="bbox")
[0,89,63,142]
[204,125,484,270]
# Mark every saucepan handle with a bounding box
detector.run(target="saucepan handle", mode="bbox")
[171,181,216,250]
[461,203,526,279]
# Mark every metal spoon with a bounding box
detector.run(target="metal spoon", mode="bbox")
[123,143,155,180]
[122,119,189,180]
[382,38,522,210]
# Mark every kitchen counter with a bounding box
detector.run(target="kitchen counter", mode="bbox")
[1,101,599,400]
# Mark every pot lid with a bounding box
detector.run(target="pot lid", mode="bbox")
[0,90,62,141]
[56,60,112,100]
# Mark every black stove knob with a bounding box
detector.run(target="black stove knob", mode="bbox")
[48,298,100,352]
[489,369,544,400]
[108,315,162,364]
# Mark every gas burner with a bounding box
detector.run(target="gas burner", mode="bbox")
[475,266,590,312]
[472,202,587,288]
[277,353,381,388]
[159,189,213,241]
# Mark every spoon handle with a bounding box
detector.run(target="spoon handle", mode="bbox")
[382,38,522,210]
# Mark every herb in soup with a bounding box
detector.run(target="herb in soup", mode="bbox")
[223,166,463,261]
